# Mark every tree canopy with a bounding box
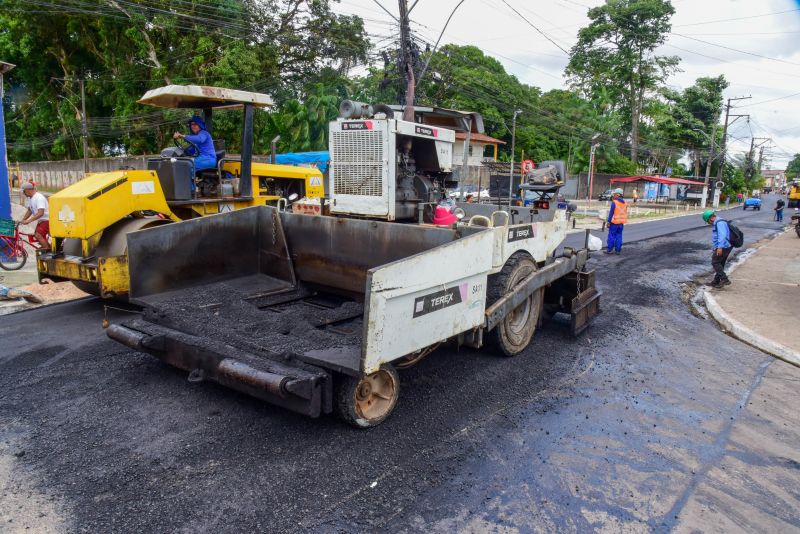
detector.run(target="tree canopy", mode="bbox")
[1,0,754,187]
[566,0,680,164]
[1,0,368,159]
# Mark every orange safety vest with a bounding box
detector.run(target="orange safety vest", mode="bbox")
[610,198,628,224]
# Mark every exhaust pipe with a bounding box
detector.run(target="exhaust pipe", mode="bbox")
[270,135,280,164]
[339,100,373,119]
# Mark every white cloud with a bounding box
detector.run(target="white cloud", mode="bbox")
[336,0,800,166]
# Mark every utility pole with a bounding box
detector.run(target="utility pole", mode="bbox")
[715,96,750,208]
[397,0,416,121]
[79,79,89,175]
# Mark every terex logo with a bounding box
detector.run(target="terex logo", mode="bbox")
[430,293,454,307]
[414,125,437,137]
[342,121,373,131]
[413,286,463,318]
[508,224,535,242]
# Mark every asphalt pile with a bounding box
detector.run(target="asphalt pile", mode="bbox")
[139,279,365,357]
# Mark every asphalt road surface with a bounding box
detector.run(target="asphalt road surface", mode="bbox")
[1,196,797,532]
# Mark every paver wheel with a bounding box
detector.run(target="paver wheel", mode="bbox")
[335,365,400,428]
[486,251,543,357]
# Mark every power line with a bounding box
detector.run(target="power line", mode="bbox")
[673,8,800,28]
[499,0,570,54]
[670,33,800,67]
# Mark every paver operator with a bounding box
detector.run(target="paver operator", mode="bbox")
[703,209,732,288]
[605,188,628,255]
[18,182,50,250]
[173,115,217,174]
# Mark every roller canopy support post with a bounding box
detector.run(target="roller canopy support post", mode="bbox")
[240,103,254,198]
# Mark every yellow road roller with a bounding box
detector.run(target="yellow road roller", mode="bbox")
[37,85,325,298]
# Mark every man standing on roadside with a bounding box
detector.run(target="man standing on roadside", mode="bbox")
[703,209,732,288]
[18,182,50,250]
[605,188,628,255]
[632,187,639,204]
[775,197,785,222]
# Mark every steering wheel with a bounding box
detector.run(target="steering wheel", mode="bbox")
[174,137,199,157]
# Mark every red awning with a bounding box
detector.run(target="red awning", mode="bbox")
[610,175,705,186]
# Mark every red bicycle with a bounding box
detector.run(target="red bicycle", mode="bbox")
[0,223,46,271]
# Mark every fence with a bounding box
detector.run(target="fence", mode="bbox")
[11,156,153,191]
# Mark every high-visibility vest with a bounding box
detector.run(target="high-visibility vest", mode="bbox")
[611,198,628,224]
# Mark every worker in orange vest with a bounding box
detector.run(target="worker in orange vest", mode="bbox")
[605,188,628,254]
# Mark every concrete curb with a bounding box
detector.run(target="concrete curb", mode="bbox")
[703,289,800,368]
[0,299,36,315]
[701,228,800,368]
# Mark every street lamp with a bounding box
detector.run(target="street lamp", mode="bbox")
[0,61,15,222]
[508,109,522,207]
[587,133,600,206]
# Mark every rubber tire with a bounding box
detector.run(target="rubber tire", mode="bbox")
[486,251,543,357]
[335,364,400,428]
[0,243,27,271]
[742,205,747,210]
[757,207,761,211]
[795,226,800,239]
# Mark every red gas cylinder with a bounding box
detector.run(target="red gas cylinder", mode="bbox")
[433,205,458,226]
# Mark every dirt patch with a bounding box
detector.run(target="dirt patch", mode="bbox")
[17,281,88,305]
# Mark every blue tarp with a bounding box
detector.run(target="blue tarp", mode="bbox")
[275,151,329,173]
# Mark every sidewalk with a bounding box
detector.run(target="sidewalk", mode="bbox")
[568,202,737,234]
[704,228,800,366]
[1,199,87,314]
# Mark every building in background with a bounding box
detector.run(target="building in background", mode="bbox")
[453,132,506,165]
[762,169,785,190]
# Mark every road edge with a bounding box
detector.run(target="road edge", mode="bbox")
[701,227,799,368]
[703,290,800,368]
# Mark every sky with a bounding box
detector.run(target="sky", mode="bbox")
[333,0,800,169]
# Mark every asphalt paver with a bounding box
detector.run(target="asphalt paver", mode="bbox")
[0,196,797,532]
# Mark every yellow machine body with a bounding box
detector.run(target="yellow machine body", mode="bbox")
[38,163,324,298]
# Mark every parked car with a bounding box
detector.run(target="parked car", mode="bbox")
[598,189,614,201]
[743,197,761,210]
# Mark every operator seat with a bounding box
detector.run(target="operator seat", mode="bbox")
[213,139,226,162]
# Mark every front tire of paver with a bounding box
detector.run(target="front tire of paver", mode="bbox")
[486,251,543,357]
[795,225,800,239]
[335,365,400,428]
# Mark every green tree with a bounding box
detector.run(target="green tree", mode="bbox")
[0,0,369,161]
[566,0,680,165]
[786,154,800,180]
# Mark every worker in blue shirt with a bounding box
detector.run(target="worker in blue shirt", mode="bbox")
[703,209,732,288]
[173,116,217,173]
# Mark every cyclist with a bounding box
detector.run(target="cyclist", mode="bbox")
[19,182,50,250]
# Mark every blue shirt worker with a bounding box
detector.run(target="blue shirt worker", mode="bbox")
[173,116,216,173]
[775,198,785,222]
[703,209,732,288]
[604,188,628,254]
